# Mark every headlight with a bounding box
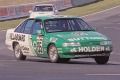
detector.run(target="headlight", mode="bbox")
[62,42,81,47]
[100,41,112,45]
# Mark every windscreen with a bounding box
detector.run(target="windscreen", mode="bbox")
[33,6,53,12]
[44,18,92,33]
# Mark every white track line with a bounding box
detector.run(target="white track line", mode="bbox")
[81,5,120,18]
[0,60,16,61]
[104,27,120,29]
[2,30,6,31]
[0,30,6,32]
[111,52,120,55]
[86,74,120,76]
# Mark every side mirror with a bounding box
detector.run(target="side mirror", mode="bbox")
[36,30,44,35]
[55,10,59,14]
[91,27,96,31]
[29,10,32,13]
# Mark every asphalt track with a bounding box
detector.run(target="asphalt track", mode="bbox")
[0,6,120,80]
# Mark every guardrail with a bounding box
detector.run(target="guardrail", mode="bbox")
[0,0,72,21]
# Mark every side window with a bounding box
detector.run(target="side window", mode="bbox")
[15,20,27,32]
[23,20,34,34]
[32,21,42,34]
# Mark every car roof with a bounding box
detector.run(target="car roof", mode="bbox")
[34,15,78,21]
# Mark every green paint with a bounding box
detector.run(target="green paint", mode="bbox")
[30,16,113,59]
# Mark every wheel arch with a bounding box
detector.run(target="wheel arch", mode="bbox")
[47,43,55,54]
[12,41,19,50]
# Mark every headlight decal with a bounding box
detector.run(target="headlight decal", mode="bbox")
[62,42,81,47]
[100,41,112,45]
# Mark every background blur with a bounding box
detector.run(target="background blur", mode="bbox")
[0,0,50,6]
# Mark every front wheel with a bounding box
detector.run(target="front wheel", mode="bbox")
[48,44,70,63]
[48,44,61,63]
[14,43,26,60]
[94,56,109,64]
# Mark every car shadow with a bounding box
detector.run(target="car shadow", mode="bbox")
[24,58,120,65]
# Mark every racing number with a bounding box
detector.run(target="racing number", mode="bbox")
[36,41,42,53]
[36,37,43,54]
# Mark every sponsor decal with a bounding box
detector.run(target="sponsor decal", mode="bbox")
[70,48,77,52]
[68,37,107,41]
[21,46,29,54]
[75,54,106,57]
[21,46,29,51]
[36,41,42,53]
[33,36,43,54]
[57,48,63,53]
[78,46,110,52]
[9,33,25,41]
[58,51,63,53]
[105,46,111,51]
[57,48,62,50]
[57,35,62,37]
[72,32,88,36]
[50,37,58,42]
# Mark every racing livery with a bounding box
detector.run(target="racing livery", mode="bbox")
[5,15,113,64]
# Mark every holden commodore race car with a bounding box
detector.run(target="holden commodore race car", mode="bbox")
[5,15,113,64]
[29,4,59,18]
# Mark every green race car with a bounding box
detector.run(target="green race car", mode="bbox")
[5,15,113,64]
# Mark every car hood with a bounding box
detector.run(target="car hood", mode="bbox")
[49,31,111,42]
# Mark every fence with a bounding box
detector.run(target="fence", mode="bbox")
[0,0,97,21]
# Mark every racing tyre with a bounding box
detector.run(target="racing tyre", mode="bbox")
[94,56,109,64]
[48,44,70,63]
[14,43,26,60]
[48,44,61,63]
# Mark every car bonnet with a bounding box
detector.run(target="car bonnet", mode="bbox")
[49,31,110,42]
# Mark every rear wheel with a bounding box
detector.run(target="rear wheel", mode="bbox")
[94,56,109,64]
[14,43,26,60]
[48,44,70,63]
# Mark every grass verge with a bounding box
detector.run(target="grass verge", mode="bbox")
[60,0,120,16]
[0,0,49,6]
[0,0,120,30]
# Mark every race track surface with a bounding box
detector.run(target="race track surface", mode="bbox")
[0,6,120,80]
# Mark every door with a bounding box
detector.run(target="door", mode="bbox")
[15,19,36,56]
[31,20,45,57]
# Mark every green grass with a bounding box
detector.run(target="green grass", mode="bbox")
[0,0,49,6]
[60,0,120,16]
[0,18,26,30]
[0,0,120,30]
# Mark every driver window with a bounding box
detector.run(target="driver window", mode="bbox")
[23,19,34,34]
[32,20,42,34]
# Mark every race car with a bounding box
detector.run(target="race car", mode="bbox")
[5,15,113,64]
[29,4,59,18]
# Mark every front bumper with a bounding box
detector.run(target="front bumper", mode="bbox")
[57,46,113,58]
